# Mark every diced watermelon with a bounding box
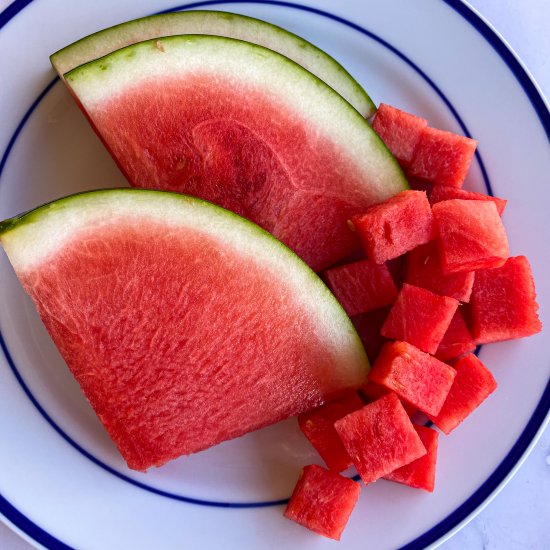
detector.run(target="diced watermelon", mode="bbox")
[322,259,398,316]
[372,103,428,167]
[469,256,542,344]
[430,186,507,216]
[297,392,365,472]
[284,464,361,540]
[408,126,477,188]
[358,381,417,417]
[432,200,509,273]
[351,190,433,264]
[404,241,475,302]
[381,283,459,354]
[351,307,391,363]
[435,309,476,362]
[383,425,438,492]
[427,354,497,434]
[369,341,457,416]
[334,393,426,483]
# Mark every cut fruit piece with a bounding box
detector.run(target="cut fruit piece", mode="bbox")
[298,392,365,472]
[404,241,475,302]
[51,10,375,117]
[384,425,438,492]
[427,354,497,434]
[429,186,507,216]
[0,189,369,471]
[408,126,477,187]
[284,464,361,541]
[351,307,391,363]
[351,190,433,264]
[381,283,459,354]
[334,393,426,484]
[469,256,542,344]
[64,35,406,272]
[369,341,457,416]
[322,259,398,317]
[358,381,417,417]
[371,103,428,167]
[435,309,476,362]
[432,200,509,274]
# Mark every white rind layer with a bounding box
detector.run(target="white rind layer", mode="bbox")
[51,10,375,117]
[65,35,404,200]
[0,189,368,378]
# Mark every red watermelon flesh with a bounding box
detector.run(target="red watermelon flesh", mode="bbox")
[372,103,428,167]
[381,283,459,354]
[429,186,507,216]
[408,126,477,188]
[298,392,365,472]
[435,309,476,362]
[322,259,398,317]
[369,341,457,416]
[351,190,434,264]
[284,464,361,541]
[469,256,542,344]
[432,200,509,274]
[383,425,438,492]
[334,392,426,484]
[351,307,391,363]
[358,381,417,417]
[427,354,497,434]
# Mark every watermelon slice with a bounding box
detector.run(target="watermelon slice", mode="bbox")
[429,186,507,216]
[435,309,476,362]
[284,464,361,540]
[63,35,406,272]
[0,189,369,471]
[50,10,375,117]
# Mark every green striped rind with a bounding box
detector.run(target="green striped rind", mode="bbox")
[50,10,375,117]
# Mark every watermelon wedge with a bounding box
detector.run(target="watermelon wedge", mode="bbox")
[50,10,375,117]
[63,35,407,271]
[0,189,369,471]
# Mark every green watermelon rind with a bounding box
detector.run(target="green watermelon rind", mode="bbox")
[50,10,376,117]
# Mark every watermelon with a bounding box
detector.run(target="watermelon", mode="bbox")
[351,307,391,363]
[358,381,417,417]
[429,186,507,216]
[404,241,475,302]
[432,200,509,273]
[469,256,542,344]
[408,126,477,187]
[0,189,369,471]
[383,425,438,492]
[322,260,398,316]
[298,392,365,472]
[334,393,426,483]
[371,103,428,167]
[427,354,497,434]
[369,341,457,416]
[50,10,376,117]
[435,309,476,362]
[284,464,361,541]
[381,283,459,354]
[350,190,433,264]
[63,35,406,272]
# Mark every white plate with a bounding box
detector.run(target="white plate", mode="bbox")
[0,1,549,548]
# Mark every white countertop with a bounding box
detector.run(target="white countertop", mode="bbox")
[0,0,548,548]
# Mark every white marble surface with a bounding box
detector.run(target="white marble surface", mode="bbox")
[0,0,548,548]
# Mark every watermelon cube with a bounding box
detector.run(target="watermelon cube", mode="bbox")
[322,260,398,316]
[284,464,361,540]
[298,392,365,472]
[334,393,426,483]
[351,307,391,363]
[432,200,509,273]
[404,241,475,302]
[384,425,439,492]
[358,381,417,417]
[469,256,542,344]
[408,126,477,187]
[430,186,507,216]
[381,283,459,353]
[351,190,433,264]
[435,308,476,362]
[372,103,428,167]
[369,341,457,416]
[427,354,497,434]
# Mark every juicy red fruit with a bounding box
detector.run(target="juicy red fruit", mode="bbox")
[429,186,507,216]
[435,308,476,362]
[351,307,391,363]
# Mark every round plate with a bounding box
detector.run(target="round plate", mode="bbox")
[0,1,548,548]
